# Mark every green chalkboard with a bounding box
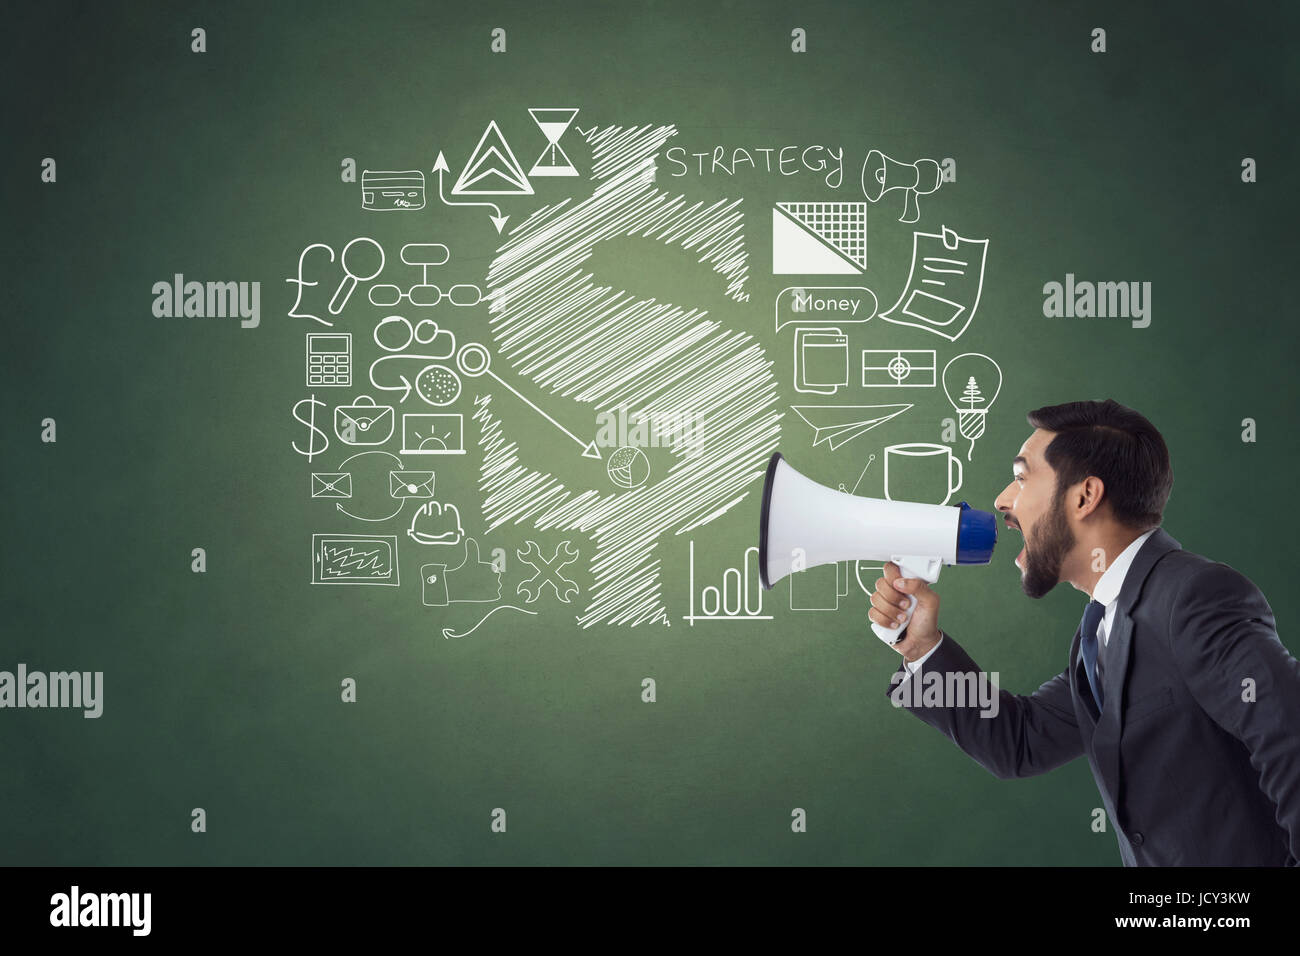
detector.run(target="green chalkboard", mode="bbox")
[2,0,1297,866]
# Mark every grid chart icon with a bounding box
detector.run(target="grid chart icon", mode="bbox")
[775,202,867,270]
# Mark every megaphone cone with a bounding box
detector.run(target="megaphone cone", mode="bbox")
[758,451,997,643]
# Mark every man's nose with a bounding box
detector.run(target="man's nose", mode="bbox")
[993,484,1013,513]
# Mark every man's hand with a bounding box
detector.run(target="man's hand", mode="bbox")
[869,561,942,662]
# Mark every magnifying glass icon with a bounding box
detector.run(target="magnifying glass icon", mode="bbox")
[329,237,385,315]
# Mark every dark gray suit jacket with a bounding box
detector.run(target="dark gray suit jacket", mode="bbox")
[884,527,1300,865]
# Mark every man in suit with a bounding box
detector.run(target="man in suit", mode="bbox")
[870,399,1300,865]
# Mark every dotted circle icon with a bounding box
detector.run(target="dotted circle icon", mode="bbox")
[415,365,461,406]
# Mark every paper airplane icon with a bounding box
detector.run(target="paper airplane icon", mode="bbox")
[790,404,912,450]
[451,120,534,196]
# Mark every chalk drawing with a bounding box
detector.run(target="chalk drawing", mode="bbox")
[473,123,781,627]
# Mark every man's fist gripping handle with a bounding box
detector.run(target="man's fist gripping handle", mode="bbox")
[869,557,942,651]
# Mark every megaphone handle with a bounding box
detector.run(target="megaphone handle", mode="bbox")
[871,555,942,646]
[900,189,921,224]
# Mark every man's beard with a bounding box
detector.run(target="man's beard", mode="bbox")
[1021,490,1075,598]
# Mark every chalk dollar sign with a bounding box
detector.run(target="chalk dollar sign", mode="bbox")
[476,123,781,628]
[292,394,329,461]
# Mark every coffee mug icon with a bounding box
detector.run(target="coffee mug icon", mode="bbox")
[883,443,963,505]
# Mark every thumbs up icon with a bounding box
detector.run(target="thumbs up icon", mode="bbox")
[445,539,502,603]
[422,538,501,605]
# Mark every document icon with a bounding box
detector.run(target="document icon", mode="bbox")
[880,226,989,341]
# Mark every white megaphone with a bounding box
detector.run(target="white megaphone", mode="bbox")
[758,451,997,645]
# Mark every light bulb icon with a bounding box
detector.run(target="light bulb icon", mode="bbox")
[942,352,1003,461]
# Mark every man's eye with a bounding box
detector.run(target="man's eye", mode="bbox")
[1014,475,1025,483]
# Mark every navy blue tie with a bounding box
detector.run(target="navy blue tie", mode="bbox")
[1079,600,1106,711]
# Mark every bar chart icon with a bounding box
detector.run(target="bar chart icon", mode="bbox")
[683,540,771,624]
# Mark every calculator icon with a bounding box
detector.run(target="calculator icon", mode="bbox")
[306,333,352,387]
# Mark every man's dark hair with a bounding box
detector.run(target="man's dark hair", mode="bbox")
[1026,399,1173,532]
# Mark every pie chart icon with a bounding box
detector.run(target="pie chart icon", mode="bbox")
[606,446,650,489]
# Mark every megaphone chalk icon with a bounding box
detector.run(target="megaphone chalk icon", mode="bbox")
[861,150,943,224]
[758,451,997,646]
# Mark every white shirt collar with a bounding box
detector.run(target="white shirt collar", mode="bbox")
[1091,528,1158,608]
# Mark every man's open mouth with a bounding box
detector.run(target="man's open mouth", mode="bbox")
[1007,521,1025,567]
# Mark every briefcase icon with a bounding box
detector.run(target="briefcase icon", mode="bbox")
[390,471,436,498]
[335,395,395,446]
[311,472,353,498]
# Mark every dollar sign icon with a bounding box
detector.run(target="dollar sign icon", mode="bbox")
[292,394,329,461]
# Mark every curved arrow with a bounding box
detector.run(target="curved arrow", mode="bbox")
[338,449,405,470]
[442,605,538,640]
[336,501,405,523]
[433,152,508,233]
[369,354,459,404]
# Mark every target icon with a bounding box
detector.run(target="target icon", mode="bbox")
[862,349,937,387]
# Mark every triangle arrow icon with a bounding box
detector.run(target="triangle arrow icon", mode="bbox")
[451,121,534,196]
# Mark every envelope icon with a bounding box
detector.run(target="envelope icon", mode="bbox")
[335,395,395,446]
[311,472,352,498]
[390,470,435,498]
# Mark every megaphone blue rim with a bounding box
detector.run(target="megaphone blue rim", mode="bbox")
[758,450,783,590]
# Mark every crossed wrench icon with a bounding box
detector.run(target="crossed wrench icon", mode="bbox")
[516,541,580,604]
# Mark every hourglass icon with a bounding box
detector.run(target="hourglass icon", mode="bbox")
[528,107,580,177]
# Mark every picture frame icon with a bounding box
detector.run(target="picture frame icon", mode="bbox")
[311,534,400,586]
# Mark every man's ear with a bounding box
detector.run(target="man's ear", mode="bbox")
[1072,475,1107,522]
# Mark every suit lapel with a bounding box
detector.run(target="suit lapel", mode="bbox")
[1094,610,1133,798]
[1089,527,1181,805]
